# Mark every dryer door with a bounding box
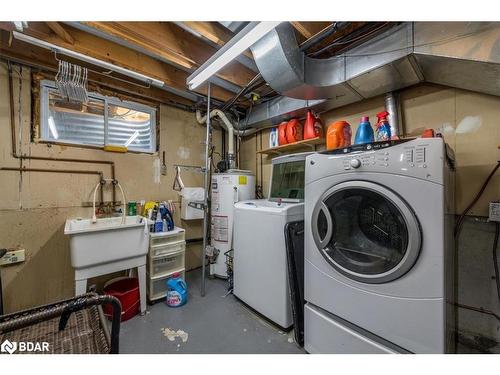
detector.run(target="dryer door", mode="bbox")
[311,180,421,284]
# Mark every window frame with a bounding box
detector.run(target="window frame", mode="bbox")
[39,79,157,154]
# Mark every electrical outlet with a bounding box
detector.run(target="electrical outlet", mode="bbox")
[489,202,500,222]
[0,248,26,266]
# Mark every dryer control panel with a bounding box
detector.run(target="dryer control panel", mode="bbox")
[308,138,452,185]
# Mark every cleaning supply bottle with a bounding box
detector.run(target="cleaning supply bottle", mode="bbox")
[326,121,352,150]
[278,121,288,145]
[154,206,163,233]
[285,118,303,143]
[354,116,374,145]
[303,110,323,139]
[375,111,392,142]
[166,273,188,307]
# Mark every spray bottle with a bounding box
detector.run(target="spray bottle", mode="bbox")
[354,116,374,145]
[375,111,392,142]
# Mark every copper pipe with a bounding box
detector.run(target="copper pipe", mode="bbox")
[6,62,117,205]
[0,167,105,204]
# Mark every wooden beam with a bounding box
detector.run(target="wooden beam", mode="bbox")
[291,21,332,40]
[180,21,254,59]
[2,22,236,102]
[46,22,74,44]
[80,22,256,88]
[0,30,195,108]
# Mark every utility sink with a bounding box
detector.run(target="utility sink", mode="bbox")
[64,215,149,269]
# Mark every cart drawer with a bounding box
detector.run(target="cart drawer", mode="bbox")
[148,251,185,278]
[150,241,185,257]
[150,231,185,247]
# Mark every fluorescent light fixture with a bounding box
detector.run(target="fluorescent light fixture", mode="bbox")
[48,116,59,139]
[124,131,139,147]
[187,21,281,90]
[12,31,165,88]
[12,22,25,32]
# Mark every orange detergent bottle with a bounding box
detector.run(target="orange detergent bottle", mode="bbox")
[303,110,324,139]
[286,118,304,143]
[278,121,289,145]
[326,121,352,150]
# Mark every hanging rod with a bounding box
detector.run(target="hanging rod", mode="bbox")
[12,31,165,88]
[173,164,206,173]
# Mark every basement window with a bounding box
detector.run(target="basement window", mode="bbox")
[39,80,157,153]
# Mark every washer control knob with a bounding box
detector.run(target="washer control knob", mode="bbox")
[350,158,361,169]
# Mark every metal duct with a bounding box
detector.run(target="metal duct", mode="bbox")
[243,22,500,129]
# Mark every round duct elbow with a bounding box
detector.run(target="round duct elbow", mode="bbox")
[250,22,355,100]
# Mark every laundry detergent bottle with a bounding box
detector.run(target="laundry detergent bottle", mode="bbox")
[166,273,188,307]
[354,116,374,145]
[326,121,352,150]
[375,111,392,142]
[303,110,323,139]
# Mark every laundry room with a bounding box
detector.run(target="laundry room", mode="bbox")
[1,3,500,368]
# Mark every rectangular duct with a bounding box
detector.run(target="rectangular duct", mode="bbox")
[242,22,500,129]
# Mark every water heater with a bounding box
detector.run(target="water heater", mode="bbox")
[210,170,255,278]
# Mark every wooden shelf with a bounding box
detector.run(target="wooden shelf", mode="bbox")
[257,137,325,155]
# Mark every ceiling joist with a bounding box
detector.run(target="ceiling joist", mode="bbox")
[79,22,256,89]
[0,22,239,103]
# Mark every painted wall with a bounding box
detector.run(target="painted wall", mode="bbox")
[0,63,220,313]
[240,83,500,351]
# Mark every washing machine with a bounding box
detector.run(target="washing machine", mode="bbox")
[304,138,455,354]
[233,152,311,328]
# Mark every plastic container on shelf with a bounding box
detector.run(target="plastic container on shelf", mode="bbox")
[375,111,392,142]
[278,121,289,145]
[269,127,279,148]
[326,120,352,150]
[303,110,323,139]
[286,118,304,143]
[354,116,374,145]
[103,277,140,322]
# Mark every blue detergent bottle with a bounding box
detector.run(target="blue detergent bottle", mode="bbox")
[354,116,374,145]
[166,273,188,307]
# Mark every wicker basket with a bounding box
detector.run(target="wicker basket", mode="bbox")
[0,293,122,354]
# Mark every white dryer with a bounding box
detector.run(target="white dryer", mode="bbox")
[304,138,455,354]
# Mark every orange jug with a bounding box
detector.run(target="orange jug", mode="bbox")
[326,121,352,150]
[303,110,324,139]
[278,121,288,145]
[286,119,303,143]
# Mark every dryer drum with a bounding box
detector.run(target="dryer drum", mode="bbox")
[317,188,411,278]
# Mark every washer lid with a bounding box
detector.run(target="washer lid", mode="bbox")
[311,180,422,284]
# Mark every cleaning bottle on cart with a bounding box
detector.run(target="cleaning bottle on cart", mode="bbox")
[375,111,392,142]
[354,116,374,145]
[166,273,188,307]
[154,206,163,233]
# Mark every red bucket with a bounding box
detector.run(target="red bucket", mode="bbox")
[103,277,140,322]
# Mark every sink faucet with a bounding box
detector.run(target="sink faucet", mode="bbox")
[92,179,127,224]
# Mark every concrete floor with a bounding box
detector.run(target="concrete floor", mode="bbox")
[120,269,305,354]
[119,267,492,354]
